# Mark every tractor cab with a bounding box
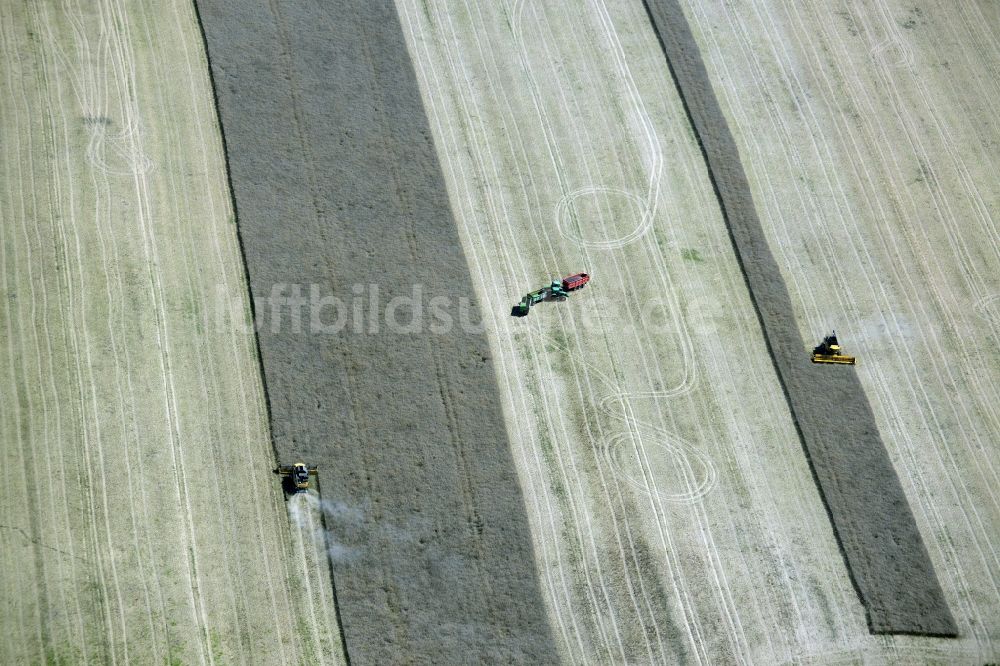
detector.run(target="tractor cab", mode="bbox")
[290,464,310,489]
[549,281,568,300]
[275,462,318,494]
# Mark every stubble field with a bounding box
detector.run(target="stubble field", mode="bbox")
[0,2,343,664]
[2,0,999,663]
[397,0,1000,662]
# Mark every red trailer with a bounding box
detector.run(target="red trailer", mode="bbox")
[561,272,590,292]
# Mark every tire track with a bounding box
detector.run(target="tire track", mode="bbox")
[1,2,339,662]
[688,0,984,644]
[642,0,956,637]
[509,4,740,657]
[781,0,1000,644]
[398,0,796,660]
[514,1,767,659]
[0,6,91,660]
[30,4,122,659]
[681,0,1000,651]
[740,0,1000,642]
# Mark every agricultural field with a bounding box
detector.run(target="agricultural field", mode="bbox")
[0,2,343,664]
[3,0,999,664]
[685,0,1000,655]
[193,0,558,661]
[397,0,1000,663]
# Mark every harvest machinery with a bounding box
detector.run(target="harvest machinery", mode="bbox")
[811,331,856,365]
[275,462,318,493]
[512,272,589,317]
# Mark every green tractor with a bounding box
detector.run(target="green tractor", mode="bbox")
[548,280,568,301]
[511,274,582,317]
[512,287,549,317]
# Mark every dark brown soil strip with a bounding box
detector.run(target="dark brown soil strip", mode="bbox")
[192,0,559,661]
[641,0,956,636]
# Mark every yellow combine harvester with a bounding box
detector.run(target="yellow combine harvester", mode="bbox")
[811,331,856,365]
[275,462,318,493]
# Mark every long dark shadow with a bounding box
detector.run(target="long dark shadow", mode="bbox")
[192,0,560,661]
[641,0,956,636]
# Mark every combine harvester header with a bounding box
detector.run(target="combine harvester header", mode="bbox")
[512,272,589,317]
[811,331,856,365]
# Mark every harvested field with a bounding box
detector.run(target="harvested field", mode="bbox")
[397,0,1000,662]
[642,0,955,636]
[4,0,999,662]
[0,2,343,664]
[678,0,1000,654]
[194,0,558,662]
